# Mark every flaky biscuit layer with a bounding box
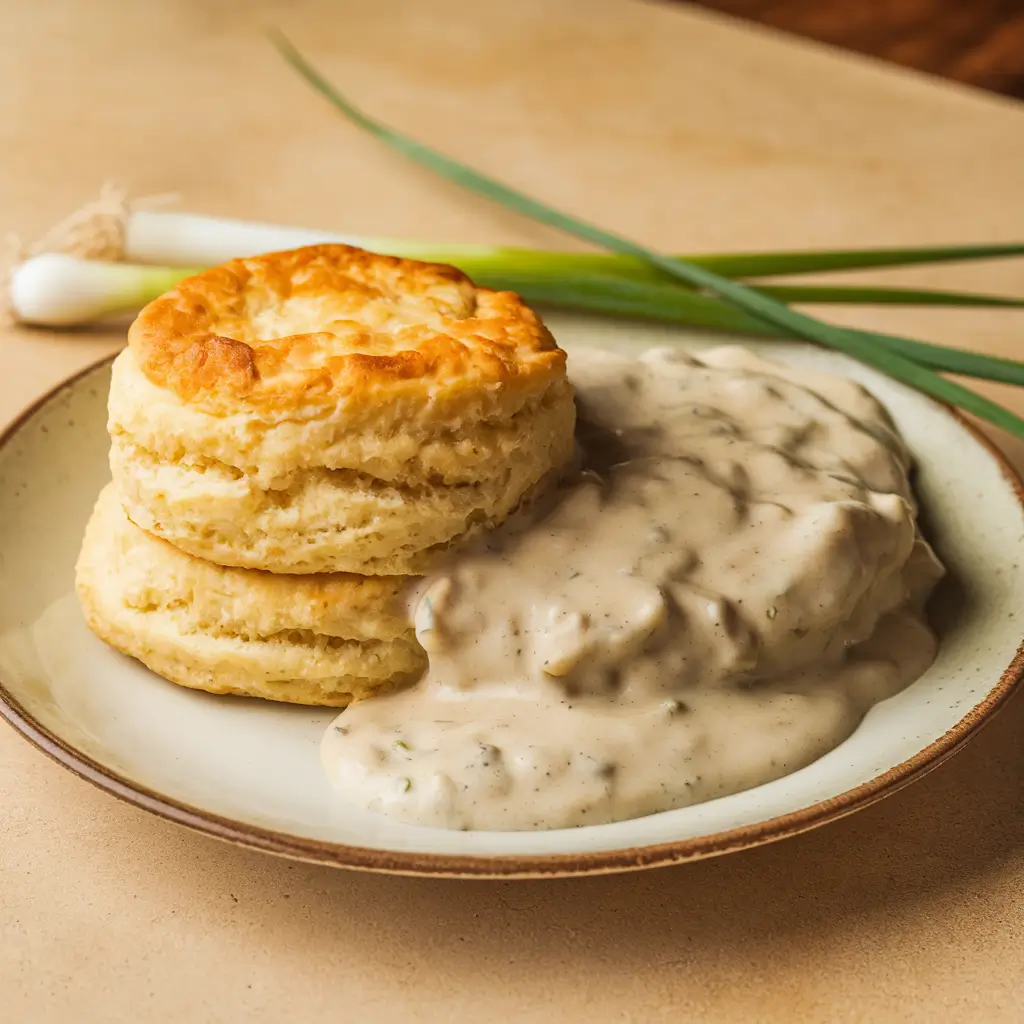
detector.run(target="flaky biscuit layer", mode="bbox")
[76,485,425,706]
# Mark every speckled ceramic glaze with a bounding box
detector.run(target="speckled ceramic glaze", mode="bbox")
[1,315,1022,877]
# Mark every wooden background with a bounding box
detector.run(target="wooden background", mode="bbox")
[689,0,1024,97]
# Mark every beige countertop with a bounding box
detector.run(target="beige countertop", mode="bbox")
[2,1,1023,1020]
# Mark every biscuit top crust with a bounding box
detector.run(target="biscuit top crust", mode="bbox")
[128,244,567,415]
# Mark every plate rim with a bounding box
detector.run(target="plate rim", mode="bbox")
[1,353,1022,879]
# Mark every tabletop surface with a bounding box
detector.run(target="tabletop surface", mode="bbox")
[2,1,1023,1021]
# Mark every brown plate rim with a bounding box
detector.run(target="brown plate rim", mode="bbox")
[0,353,1022,879]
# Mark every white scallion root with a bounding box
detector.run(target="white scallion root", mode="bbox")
[28,183,132,262]
[2,184,178,328]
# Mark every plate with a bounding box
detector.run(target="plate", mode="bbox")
[1,315,1022,878]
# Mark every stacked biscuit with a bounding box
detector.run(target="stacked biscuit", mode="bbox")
[76,245,575,706]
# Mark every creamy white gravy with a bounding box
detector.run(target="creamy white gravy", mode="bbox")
[322,346,944,831]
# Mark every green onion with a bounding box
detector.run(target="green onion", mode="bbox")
[271,32,1024,440]
[458,254,1024,307]
[131,213,1023,307]
[13,253,1022,337]
[7,254,201,327]
[491,272,1024,387]
[390,243,1024,284]
[750,285,1024,308]
[110,208,1024,281]
[665,245,1024,280]
[10,256,1024,388]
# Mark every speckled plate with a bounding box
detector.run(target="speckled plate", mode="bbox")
[1,315,1022,878]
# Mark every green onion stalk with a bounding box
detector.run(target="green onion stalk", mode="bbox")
[268,30,1024,440]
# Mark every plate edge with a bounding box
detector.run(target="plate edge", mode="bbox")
[0,352,1022,879]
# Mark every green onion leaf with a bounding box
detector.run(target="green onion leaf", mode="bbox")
[399,244,1024,283]
[489,272,1024,386]
[753,285,1024,308]
[454,253,1024,306]
[271,32,1024,439]
[681,245,1024,279]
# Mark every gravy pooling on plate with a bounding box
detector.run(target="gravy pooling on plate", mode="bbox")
[322,346,945,831]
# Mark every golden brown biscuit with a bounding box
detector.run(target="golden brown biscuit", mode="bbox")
[109,245,576,574]
[76,484,425,706]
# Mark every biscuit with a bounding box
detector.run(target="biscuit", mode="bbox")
[109,245,576,574]
[76,485,425,706]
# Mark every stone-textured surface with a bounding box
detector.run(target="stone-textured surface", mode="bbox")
[1,1,1023,1020]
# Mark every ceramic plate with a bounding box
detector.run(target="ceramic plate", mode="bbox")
[1,315,1022,878]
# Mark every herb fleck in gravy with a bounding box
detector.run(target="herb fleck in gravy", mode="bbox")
[322,346,944,831]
